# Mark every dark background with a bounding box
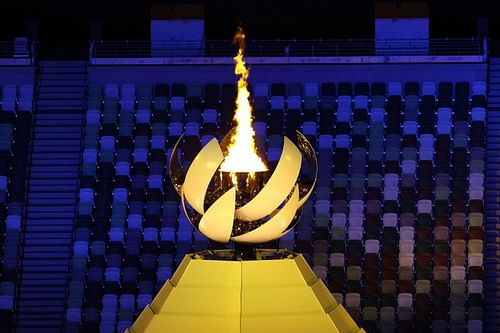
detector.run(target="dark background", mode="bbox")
[0,0,495,57]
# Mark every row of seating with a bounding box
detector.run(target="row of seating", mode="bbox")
[0,84,33,332]
[0,84,34,112]
[90,81,487,99]
[66,81,485,333]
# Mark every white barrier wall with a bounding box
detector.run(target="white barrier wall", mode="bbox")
[150,5,204,57]
[375,18,429,55]
[88,62,487,87]
[375,3,429,55]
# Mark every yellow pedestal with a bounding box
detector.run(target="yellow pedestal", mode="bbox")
[127,251,365,333]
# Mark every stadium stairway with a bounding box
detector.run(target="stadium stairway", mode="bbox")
[486,57,500,332]
[15,60,86,332]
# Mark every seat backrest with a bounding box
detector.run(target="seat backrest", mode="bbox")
[304,82,319,97]
[104,84,119,99]
[364,240,379,253]
[422,81,436,96]
[2,84,16,101]
[347,226,363,240]
[253,83,269,97]
[18,84,33,100]
[472,81,486,96]
[388,81,402,96]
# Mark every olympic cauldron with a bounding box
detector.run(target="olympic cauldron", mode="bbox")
[169,129,318,245]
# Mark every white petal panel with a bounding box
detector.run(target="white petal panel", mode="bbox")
[231,184,300,243]
[235,137,301,221]
[199,187,236,243]
[183,138,224,215]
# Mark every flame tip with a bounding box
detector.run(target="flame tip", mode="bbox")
[220,26,267,175]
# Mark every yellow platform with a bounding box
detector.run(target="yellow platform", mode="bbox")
[126,251,365,333]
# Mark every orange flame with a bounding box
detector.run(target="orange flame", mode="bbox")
[220,27,268,173]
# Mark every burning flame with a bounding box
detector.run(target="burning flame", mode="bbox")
[219,26,268,174]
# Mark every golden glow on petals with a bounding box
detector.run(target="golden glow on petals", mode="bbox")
[231,184,300,243]
[235,137,302,221]
[199,187,236,243]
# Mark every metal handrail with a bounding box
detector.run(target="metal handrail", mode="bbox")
[90,38,485,59]
[30,41,38,65]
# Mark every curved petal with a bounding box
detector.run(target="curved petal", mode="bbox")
[168,134,185,197]
[235,137,301,221]
[180,188,202,230]
[183,138,224,215]
[231,184,300,243]
[296,131,318,206]
[199,187,236,243]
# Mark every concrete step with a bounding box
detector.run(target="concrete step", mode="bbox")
[23,237,72,245]
[16,320,64,332]
[489,73,500,80]
[488,96,500,104]
[17,291,68,300]
[19,259,69,274]
[30,171,78,178]
[32,145,82,153]
[36,105,85,111]
[29,158,80,166]
[34,127,82,133]
[16,314,64,321]
[35,119,83,127]
[39,74,85,81]
[34,131,82,139]
[24,232,73,240]
[24,224,74,233]
[37,99,85,107]
[22,246,72,254]
[32,139,81,147]
[38,86,85,94]
[31,151,81,160]
[38,92,85,100]
[35,113,83,120]
[26,205,75,212]
[17,300,66,310]
[26,211,74,218]
[19,275,68,286]
[29,178,79,186]
[16,304,65,313]
[18,285,67,294]
[26,217,74,226]
[40,66,86,74]
[40,60,86,67]
[37,80,85,87]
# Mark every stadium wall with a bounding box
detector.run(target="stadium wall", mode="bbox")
[88,63,487,86]
[0,66,34,85]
